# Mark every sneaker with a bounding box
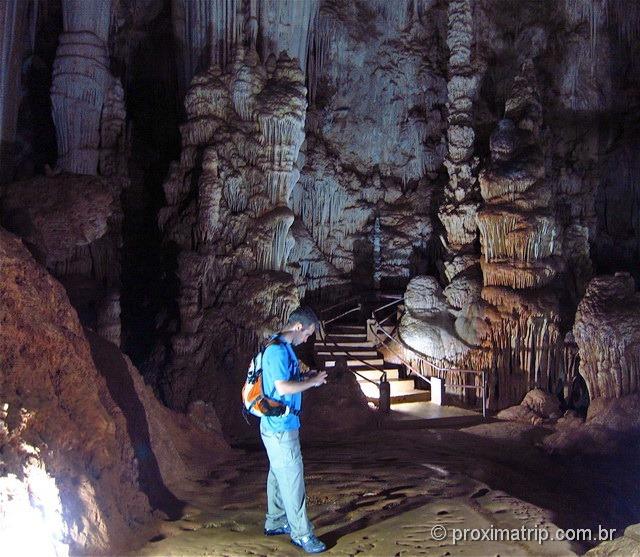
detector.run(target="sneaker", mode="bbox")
[264,523,290,536]
[291,534,327,553]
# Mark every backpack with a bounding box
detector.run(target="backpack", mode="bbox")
[242,336,301,419]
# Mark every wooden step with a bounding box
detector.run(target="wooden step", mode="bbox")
[328,325,366,332]
[323,333,368,340]
[368,390,431,405]
[315,340,376,349]
[315,349,379,357]
[353,368,400,381]
[324,358,385,368]
[358,378,416,398]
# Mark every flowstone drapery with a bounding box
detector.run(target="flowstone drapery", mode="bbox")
[171,0,319,95]
[289,0,444,295]
[158,46,306,414]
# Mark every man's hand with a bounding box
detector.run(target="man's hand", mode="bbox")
[309,371,327,387]
[274,370,328,395]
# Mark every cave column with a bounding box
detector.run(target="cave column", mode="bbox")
[477,61,563,408]
[50,0,127,346]
[50,0,114,175]
[438,0,482,297]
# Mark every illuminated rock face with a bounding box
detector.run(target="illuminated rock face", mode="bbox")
[289,1,444,294]
[158,46,305,414]
[0,431,70,557]
[0,226,230,554]
[0,226,148,553]
[399,276,472,363]
[573,273,640,399]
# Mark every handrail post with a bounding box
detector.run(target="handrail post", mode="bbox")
[379,378,391,414]
[482,370,486,419]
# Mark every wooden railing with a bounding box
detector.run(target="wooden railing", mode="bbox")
[369,297,488,418]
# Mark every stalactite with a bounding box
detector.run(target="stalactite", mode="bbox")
[172,0,318,99]
[257,0,319,72]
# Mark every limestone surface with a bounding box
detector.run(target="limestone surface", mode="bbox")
[573,273,640,399]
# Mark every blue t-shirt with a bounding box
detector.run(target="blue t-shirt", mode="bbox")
[259,336,302,432]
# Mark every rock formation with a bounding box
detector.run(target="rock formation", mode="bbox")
[399,276,473,363]
[496,388,561,426]
[290,0,444,294]
[0,225,230,553]
[301,360,375,442]
[290,136,432,295]
[474,61,564,408]
[18,0,131,346]
[438,0,483,304]
[399,61,565,410]
[171,0,319,95]
[50,0,125,176]
[0,226,148,553]
[542,392,640,455]
[1,174,125,345]
[158,45,305,417]
[573,273,640,399]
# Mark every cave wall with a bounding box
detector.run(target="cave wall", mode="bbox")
[398,0,640,411]
[290,0,444,296]
[0,0,639,421]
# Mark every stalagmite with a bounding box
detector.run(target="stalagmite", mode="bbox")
[159,45,306,411]
[474,61,563,408]
[574,273,640,399]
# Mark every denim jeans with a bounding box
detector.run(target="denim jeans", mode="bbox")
[260,424,313,539]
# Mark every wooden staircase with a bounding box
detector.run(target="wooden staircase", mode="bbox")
[316,322,430,406]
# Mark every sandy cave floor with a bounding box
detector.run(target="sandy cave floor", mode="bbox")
[130,424,640,557]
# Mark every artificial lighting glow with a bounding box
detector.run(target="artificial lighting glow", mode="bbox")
[0,452,69,557]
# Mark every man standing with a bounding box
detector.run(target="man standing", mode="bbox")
[260,306,328,554]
